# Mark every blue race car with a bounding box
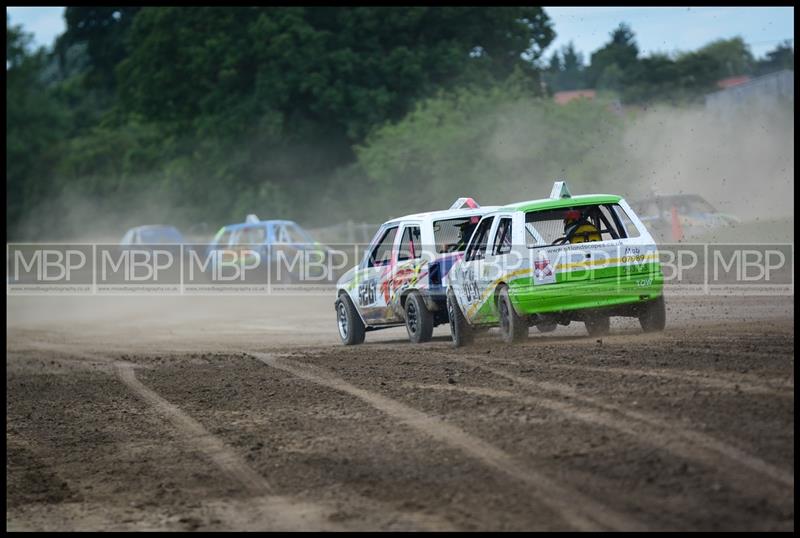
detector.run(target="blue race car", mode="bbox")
[204,215,329,283]
[120,225,185,245]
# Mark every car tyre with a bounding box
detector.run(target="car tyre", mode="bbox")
[584,313,610,337]
[639,295,666,333]
[405,292,434,343]
[498,286,527,344]
[447,288,473,348]
[336,293,365,345]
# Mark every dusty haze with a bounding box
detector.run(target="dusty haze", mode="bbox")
[621,102,794,220]
[10,100,794,244]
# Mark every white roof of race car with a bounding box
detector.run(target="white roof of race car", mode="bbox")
[383,198,500,225]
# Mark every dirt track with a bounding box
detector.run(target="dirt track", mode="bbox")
[6,294,795,531]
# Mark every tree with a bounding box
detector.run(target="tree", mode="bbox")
[559,41,585,90]
[351,86,627,220]
[542,50,562,93]
[586,22,639,87]
[755,40,794,76]
[57,7,141,91]
[596,63,624,92]
[9,7,562,238]
[586,23,639,88]
[6,14,32,68]
[673,50,725,91]
[116,7,555,142]
[694,37,754,77]
[548,50,563,72]
[6,18,68,238]
[542,41,585,92]
[621,53,680,103]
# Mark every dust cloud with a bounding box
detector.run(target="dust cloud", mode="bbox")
[621,101,794,221]
[12,185,208,244]
[477,98,794,223]
[10,98,794,245]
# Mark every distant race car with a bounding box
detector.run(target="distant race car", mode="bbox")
[120,225,185,245]
[631,193,739,242]
[205,215,328,281]
[334,198,499,345]
[446,182,666,346]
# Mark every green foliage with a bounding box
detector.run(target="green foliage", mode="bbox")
[531,29,791,107]
[693,37,754,78]
[603,34,784,106]
[6,15,32,68]
[755,40,794,75]
[620,51,717,105]
[116,7,554,143]
[543,41,587,92]
[6,21,69,237]
[5,8,795,241]
[586,23,639,88]
[597,63,625,92]
[7,7,557,240]
[116,7,262,138]
[59,7,141,91]
[350,86,629,220]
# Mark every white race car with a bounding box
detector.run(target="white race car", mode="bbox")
[334,198,499,345]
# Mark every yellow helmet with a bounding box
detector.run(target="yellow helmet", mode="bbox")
[564,209,601,243]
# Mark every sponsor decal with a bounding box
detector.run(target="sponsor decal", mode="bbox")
[533,253,556,285]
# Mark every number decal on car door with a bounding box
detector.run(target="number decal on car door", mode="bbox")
[358,280,377,306]
[463,267,481,303]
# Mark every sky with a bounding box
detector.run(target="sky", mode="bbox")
[6,6,64,48]
[544,6,794,61]
[6,6,795,60]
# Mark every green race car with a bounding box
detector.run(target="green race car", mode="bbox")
[447,181,666,346]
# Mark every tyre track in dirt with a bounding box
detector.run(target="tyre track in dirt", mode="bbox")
[7,296,794,531]
[113,362,275,497]
[448,354,793,490]
[6,350,233,532]
[6,427,82,522]
[542,363,793,398]
[11,346,341,530]
[401,380,792,500]
[249,351,648,532]
[13,345,455,531]
[644,344,794,364]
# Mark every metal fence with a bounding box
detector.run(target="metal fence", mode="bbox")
[705,69,794,113]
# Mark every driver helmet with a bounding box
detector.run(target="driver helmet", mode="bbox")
[563,209,601,243]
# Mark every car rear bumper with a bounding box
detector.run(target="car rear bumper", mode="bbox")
[510,270,664,316]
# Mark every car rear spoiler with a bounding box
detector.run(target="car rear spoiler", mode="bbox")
[449,197,480,210]
[550,180,572,199]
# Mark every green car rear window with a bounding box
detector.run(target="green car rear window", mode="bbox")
[525,203,639,247]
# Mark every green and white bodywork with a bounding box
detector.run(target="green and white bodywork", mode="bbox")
[448,182,665,341]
